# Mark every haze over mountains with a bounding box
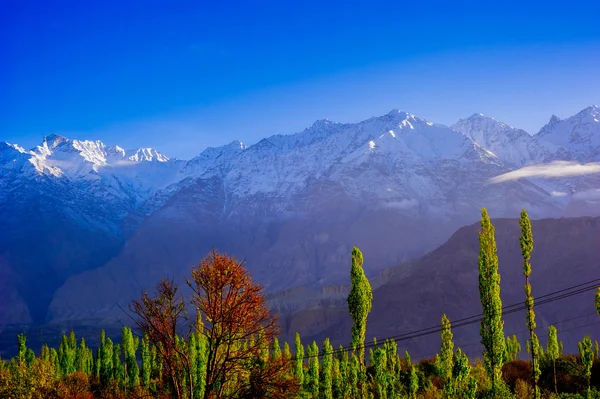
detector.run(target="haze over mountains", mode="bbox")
[1,105,599,329]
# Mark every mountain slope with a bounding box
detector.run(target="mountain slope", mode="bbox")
[48,111,565,323]
[1,106,599,327]
[0,136,184,325]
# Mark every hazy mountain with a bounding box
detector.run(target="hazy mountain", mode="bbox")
[1,106,598,327]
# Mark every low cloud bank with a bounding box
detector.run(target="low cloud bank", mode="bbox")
[489,161,600,184]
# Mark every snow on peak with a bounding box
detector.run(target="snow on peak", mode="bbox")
[536,105,600,161]
[44,133,70,149]
[127,148,170,162]
[452,114,542,167]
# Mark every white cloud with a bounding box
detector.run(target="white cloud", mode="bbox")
[489,161,600,184]
[572,188,600,201]
[551,191,568,197]
[381,198,419,210]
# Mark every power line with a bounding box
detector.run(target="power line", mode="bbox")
[293,278,600,360]
[411,312,599,361]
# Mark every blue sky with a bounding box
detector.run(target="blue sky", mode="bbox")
[2,0,599,159]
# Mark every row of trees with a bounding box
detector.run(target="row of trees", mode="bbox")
[1,208,599,398]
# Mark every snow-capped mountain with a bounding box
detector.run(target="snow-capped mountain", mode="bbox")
[536,105,600,162]
[451,113,549,166]
[1,106,599,327]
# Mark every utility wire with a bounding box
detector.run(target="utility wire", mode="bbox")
[293,278,600,360]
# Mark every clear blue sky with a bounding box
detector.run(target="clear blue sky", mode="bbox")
[2,0,599,159]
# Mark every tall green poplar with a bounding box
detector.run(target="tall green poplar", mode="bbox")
[546,326,559,394]
[440,314,454,384]
[347,246,372,370]
[477,208,505,395]
[440,314,455,397]
[307,341,320,398]
[141,336,151,388]
[520,209,540,398]
[405,351,418,399]
[294,333,305,386]
[579,336,594,398]
[121,326,140,389]
[320,338,333,399]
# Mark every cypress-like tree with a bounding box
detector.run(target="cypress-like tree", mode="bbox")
[546,325,559,394]
[405,351,418,399]
[596,287,600,316]
[520,209,540,398]
[121,326,140,389]
[440,314,454,395]
[320,338,333,399]
[372,345,388,399]
[347,246,372,371]
[272,338,282,362]
[141,335,151,388]
[504,335,521,361]
[307,341,320,398]
[477,208,506,395]
[17,333,26,364]
[294,333,305,386]
[578,336,594,399]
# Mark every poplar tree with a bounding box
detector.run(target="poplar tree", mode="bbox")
[546,326,559,394]
[578,336,594,398]
[347,246,372,370]
[440,314,454,397]
[307,341,320,398]
[272,338,282,362]
[520,209,540,398]
[141,336,151,388]
[596,287,600,316]
[294,333,305,386]
[372,345,388,399]
[405,351,418,399]
[477,208,505,395]
[320,338,333,399]
[121,326,140,389]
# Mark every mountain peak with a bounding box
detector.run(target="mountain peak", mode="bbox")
[44,133,70,149]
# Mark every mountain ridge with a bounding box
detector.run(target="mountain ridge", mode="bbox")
[1,106,599,327]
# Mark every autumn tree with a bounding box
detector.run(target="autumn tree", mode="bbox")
[477,208,506,396]
[186,249,298,399]
[130,278,192,399]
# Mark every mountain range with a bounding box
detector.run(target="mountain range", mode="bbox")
[1,105,599,330]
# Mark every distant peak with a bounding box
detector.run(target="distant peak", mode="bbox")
[311,119,332,128]
[468,113,486,119]
[44,133,69,149]
[227,140,246,150]
[576,104,599,116]
[386,109,412,118]
[549,115,561,124]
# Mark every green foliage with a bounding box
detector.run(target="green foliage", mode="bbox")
[347,246,373,368]
[320,338,333,399]
[596,287,600,317]
[504,335,521,362]
[520,208,540,398]
[478,208,506,396]
[578,336,594,398]
[440,314,454,389]
[307,341,320,398]
[294,332,305,385]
